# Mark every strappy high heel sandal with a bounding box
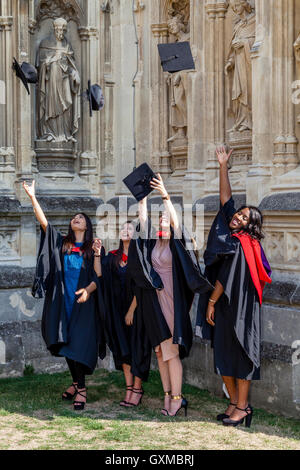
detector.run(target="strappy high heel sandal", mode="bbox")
[62,382,78,401]
[120,384,134,407]
[163,395,188,417]
[223,404,253,428]
[161,390,171,416]
[216,402,237,421]
[127,387,144,407]
[73,388,87,411]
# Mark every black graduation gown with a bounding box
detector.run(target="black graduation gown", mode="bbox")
[32,223,106,375]
[100,252,134,370]
[127,223,213,381]
[196,198,264,380]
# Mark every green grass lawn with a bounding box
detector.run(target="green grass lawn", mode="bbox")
[0,369,299,450]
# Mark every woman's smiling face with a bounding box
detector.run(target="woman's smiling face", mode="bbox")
[229,207,250,231]
[70,213,87,232]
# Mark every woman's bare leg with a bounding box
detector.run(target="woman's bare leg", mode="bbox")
[122,363,133,404]
[229,379,251,421]
[222,376,238,416]
[128,376,143,406]
[168,355,183,415]
[156,347,171,414]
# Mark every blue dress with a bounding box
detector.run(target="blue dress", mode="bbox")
[64,242,84,322]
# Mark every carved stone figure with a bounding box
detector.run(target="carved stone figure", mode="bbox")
[225,0,255,132]
[166,14,189,143]
[36,17,80,143]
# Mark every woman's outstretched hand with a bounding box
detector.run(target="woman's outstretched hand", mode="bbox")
[23,180,36,200]
[216,146,233,166]
[150,173,168,198]
[92,238,102,256]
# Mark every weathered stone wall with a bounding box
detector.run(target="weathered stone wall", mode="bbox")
[0,0,299,418]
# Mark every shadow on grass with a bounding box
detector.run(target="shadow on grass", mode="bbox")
[0,369,299,443]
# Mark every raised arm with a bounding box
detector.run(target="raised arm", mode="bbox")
[92,238,102,277]
[23,180,48,232]
[150,173,180,233]
[138,196,148,232]
[216,146,233,207]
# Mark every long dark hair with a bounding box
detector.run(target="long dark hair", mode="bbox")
[112,221,135,268]
[234,205,265,241]
[62,212,94,259]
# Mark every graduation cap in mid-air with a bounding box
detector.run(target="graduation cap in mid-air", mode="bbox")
[123,163,157,202]
[85,80,105,116]
[157,41,195,73]
[12,58,38,95]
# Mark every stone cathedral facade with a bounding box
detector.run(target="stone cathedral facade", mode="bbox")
[0,0,299,418]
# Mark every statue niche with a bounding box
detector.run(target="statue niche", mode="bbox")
[36,17,80,143]
[166,14,189,145]
[226,0,255,133]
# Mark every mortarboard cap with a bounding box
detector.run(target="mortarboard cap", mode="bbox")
[123,163,157,201]
[86,80,105,116]
[12,58,38,95]
[157,41,195,73]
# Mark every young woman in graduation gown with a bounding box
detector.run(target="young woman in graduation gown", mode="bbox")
[196,147,272,428]
[98,221,144,407]
[127,174,212,417]
[24,180,106,411]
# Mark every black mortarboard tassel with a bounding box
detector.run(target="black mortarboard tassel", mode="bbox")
[123,163,157,202]
[12,58,38,95]
[157,42,195,73]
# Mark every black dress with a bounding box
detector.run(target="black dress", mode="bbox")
[101,252,134,370]
[32,223,106,375]
[196,198,271,380]
[127,223,213,381]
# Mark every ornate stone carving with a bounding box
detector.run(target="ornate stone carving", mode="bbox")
[226,0,256,133]
[266,232,284,263]
[0,231,18,259]
[287,233,300,262]
[0,16,13,31]
[36,18,81,143]
[36,0,81,25]
[164,0,190,25]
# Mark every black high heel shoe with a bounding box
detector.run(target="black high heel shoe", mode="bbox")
[216,402,237,421]
[62,382,78,401]
[73,388,87,411]
[163,395,188,417]
[120,384,133,407]
[127,387,144,407]
[223,404,253,428]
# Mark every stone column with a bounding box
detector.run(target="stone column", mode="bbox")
[271,0,299,189]
[204,1,228,194]
[150,20,171,178]
[183,0,205,204]
[14,0,34,203]
[99,1,116,201]
[79,9,101,195]
[246,0,273,205]
[0,0,15,194]
[150,0,172,178]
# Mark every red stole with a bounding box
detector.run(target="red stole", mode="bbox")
[110,250,128,263]
[232,232,272,305]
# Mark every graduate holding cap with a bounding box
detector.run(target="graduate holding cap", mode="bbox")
[196,147,272,428]
[125,168,212,416]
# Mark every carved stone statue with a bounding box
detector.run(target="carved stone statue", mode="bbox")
[225,0,255,133]
[36,17,80,143]
[166,14,190,143]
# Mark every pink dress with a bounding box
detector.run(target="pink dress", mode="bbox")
[151,241,179,362]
